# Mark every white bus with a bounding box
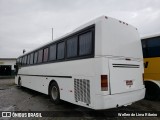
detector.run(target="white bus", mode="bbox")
[15,16,145,110]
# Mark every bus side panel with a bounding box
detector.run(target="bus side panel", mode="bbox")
[17,58,100,109]
[57,76,96,108]
[16,75,50,94]
[55,59,100,108]
[144,57,160,80]
[55,77,75,104]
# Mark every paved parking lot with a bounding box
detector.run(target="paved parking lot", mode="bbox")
[0,79,159,120]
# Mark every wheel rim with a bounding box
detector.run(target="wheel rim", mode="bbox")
[51,86,58,100]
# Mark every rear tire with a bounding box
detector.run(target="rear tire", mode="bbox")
[145,81,160,100]
[49,82,61,104]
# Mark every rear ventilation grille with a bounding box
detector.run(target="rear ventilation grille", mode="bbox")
[112,64,140,68]
[74,79,90,105]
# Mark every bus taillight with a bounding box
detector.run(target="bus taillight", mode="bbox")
[101,75,108,91]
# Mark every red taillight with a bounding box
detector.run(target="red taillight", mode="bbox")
[101,75,108,91]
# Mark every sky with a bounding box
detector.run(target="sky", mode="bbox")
[0,0,160,58]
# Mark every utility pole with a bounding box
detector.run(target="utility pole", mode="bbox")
[52,28,53,40]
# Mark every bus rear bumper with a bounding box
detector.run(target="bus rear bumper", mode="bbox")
[93,88,145,110]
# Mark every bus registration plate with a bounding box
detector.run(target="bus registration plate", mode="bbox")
[126,80,133,86]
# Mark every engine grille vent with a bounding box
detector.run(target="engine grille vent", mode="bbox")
[74,79,90,105]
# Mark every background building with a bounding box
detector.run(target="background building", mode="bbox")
[0,58,16,76]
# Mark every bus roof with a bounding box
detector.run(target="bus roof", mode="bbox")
[141,33,160,40]
[18,15,133,58]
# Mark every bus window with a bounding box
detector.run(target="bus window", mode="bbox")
[57,42,65,60]
[141,40,148,58]
[49,44,56,61]
[43,48,48,62]
[147,37,160,57]
[24,56,27,65]
[19,57,22,65]
[30,53,34,64]
[34,52,38,64]
[79,32,92,56]
[37,49,43,63]
[27,54,30,65]
[67,36,78,58]
[22,57,25,65]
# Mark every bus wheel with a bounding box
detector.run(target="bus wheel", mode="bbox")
[49,82,60,104]
[18,78,22,88]
[145,81,160,100]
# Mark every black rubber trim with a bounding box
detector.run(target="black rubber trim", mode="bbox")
[112,64,140,68]
[112,64,139,66]
[113,66,139,68]
[18,74,72,78]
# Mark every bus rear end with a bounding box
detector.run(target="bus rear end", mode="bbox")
[93,16,145,109]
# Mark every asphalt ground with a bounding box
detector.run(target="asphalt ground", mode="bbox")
[0,78,159,120]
